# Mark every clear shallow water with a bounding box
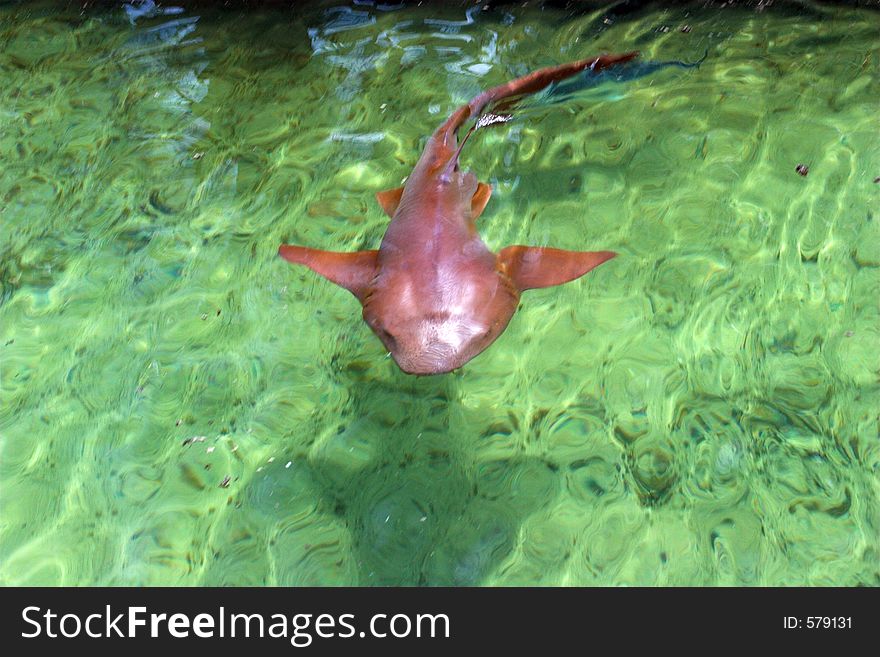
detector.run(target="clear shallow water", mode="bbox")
[0,0,877,586]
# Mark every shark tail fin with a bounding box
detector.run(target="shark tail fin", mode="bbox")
[435,51,639,159]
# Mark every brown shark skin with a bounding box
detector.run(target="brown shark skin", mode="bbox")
[280,52,638,375]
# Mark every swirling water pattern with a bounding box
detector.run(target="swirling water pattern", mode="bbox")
[0,1,877,586]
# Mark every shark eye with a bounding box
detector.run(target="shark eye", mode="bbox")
[376,326,397,348]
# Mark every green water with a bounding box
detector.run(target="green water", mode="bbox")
[1,0,877,586]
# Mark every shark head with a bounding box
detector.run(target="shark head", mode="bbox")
[363,273,517,375]
[279,242,616,375]
[366,310,513,375]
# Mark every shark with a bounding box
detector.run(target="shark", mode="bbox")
[280,52,639,375]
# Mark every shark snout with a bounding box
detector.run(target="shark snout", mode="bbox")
[388,316,490,375]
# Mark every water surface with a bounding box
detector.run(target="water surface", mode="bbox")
[0,0,878,585]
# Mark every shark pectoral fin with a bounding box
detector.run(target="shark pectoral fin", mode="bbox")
[279,245,379,302]
[471,182,492,219]
[498,246,616,291]
[375,186,405,217]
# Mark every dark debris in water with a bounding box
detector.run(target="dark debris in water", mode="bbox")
[148,189,175,215]
[796,163,809,176]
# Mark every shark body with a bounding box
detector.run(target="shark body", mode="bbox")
[280,52,639,374]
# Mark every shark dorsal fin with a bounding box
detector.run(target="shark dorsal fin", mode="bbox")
[472,182,492,220]
[375,186,405,218]
[498,246,616,291]
[279,245,379,302]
